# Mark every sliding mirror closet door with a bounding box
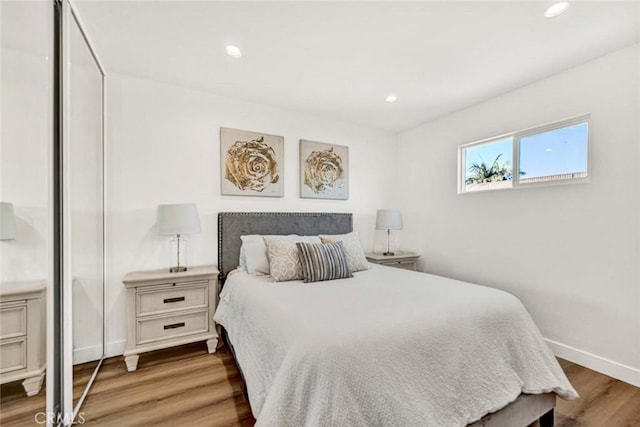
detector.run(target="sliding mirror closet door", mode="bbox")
[62,1,105,417]
[0,1,52,425]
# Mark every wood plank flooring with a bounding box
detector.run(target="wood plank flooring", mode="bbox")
[0,359,100,426]
[3,342,639,426]
[79,343,253,426]
[554,359,640,426]
[0,381,46,426]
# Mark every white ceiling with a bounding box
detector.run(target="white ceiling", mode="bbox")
[74,1,640,132]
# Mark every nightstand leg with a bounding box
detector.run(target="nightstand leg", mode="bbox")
[206,337,218,353]
[22,372,45,396]
[125,354,139,371]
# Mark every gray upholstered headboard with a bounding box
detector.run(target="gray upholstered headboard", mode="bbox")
[217,212,353,281]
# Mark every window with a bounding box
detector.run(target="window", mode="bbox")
[458,114,589,193]
[518,122,588,185]
[461,137,514,193]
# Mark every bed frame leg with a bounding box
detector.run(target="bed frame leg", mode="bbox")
[539,408,554,427]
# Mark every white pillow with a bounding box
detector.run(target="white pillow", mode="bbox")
[237,245,247,272]
[319,231,369,272]
[240,235,270,275]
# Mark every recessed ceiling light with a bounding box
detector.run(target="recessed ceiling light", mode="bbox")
[225,45,242,58]
[545,148,553,152]
[386,94,397,103]
[544,2,570,18]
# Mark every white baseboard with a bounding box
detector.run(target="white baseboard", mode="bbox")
[105,339,127,358]
[73,340,127,364]
[73,344,102,365]
[545,338,640,388]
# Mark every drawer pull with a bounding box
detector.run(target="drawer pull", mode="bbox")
[163,296,185,304]
[163,322,185,330]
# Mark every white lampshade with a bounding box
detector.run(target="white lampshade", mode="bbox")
[156,203,201,236]
[0,202,16,241]
[375,209,403,230]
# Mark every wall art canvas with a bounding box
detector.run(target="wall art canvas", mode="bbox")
[220,127,284,197]
[300,139,349,200]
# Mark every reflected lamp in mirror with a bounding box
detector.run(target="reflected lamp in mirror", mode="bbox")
[0,202,16,241]
[375,209,403,256]
[156,203,201,273]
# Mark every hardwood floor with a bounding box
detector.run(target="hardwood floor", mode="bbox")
[0,381,45,426]
[79,343,253,426]
[554,359,640,426]
[0,359,100,427]
[3,342,639,426]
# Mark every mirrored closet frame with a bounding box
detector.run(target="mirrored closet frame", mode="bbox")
[51,0,107,423]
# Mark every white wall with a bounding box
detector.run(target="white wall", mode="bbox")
[0,47,50,284]
[105,73,398,355]
[398,45,640,386]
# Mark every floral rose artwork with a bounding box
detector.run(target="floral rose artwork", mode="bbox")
[304,147,345,194]
[225,136,280,192]
[299,140,348,200]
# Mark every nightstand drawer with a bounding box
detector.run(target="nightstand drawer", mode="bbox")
[137,281,208,317]
[380,260,416,271]
[366,253,420,271]
[0,337,27,374]
[137,310,208,345]
[0,302,27,340]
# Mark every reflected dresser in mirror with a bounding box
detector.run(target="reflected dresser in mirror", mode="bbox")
[0,281,46,396]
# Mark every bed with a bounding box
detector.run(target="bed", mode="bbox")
[214,212,578,427]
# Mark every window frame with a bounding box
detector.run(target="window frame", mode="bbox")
[457,113,590,194]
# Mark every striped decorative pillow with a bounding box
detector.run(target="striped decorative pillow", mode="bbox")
[296,241,353,283]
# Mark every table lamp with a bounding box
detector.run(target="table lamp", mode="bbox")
[0,202,16,241]
[375,209,402,256]
[157,203,201,272]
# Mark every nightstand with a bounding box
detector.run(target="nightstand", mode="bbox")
[122,265,219,371]
[365,252,420,271]
[0,281,46,396]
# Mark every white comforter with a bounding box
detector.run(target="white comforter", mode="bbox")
[214,264,578,427]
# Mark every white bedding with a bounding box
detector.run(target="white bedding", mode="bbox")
[214,264,578,427]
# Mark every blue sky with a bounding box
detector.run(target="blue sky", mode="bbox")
[464,123,588,180]
[519,123,588,178]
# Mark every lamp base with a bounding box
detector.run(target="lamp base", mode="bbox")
[382,251,395,256]
[169,266,187,273]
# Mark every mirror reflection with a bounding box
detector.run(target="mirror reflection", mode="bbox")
[68,7,105,410]
[0,1,51,424]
